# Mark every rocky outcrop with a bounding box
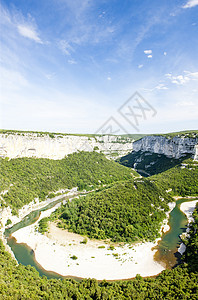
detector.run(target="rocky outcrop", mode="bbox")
[0,133,133,159]
[194,144,198,161]
[133,135,198,160]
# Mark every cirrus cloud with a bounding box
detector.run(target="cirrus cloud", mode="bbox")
[183,0,198,8]
[17,24,43,44]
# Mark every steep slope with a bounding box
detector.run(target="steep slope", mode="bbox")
[0,151,134,213]
[118,151,191,176]
[118,131,198,175]
[150,159,198,197]
[0,130,134,159]
[133,132,198,160]
[50,178,172,243]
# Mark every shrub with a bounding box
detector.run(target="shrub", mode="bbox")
[80,237,88,244]
[70,255,78,260]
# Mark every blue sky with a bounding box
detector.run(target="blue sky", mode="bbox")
[0,0,198,134]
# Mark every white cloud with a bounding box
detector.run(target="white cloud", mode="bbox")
[144,49,152,55]
[107,76,111,81]
[0,3,43,45]
[164,52,167,56]
[165,71,198,85]
[138,64,143,69]
[184,71,198,79]
[183,0,198,8]
[58,40,74,55]
[142,83,168,92]
[173,75,189,85]
[17,24,43,43]
[68,59,77,64]
[147,55,152,58]
[155,84,168,90]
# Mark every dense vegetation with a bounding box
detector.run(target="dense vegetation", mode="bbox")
[0,152,133,213]
[50,179,172,242]
[38,218,49,234]
[151,161,198,196]
[0,204,197,299]
[118,150,198,196]
[154,130,198,139]
[0,129,102,138]
[121,133,147,141]
[118,151,190,176]
[0,129,145,141]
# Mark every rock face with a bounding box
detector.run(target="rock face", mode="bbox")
[1,132,197,161]
[0,133,133,159]
[133,135,198,160]
[194,144,198,161]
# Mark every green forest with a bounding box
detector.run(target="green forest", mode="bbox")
[154,130,198,139]
[150,161,198,196]
[0,204,197,299]
[0,129,145,141]
[0,129,104,138]
[46,158,198,243]
[0,152,133,213]
[50,179,172,242]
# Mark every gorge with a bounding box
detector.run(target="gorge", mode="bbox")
[0,129,198,298]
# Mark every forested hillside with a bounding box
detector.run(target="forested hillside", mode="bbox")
[0,204,197,299]
[150,160,198,196]
[0,152,133,213]
[50,179,172,242]
[155,130,198,139]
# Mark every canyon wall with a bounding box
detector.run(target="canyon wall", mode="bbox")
[133,135,198,160]
[1,132,197,161]
[0,133,133,159]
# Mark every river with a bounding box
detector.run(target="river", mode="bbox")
[154,198,197,268]
[4,197,197,280]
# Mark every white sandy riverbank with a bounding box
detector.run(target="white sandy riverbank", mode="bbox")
[178,199,198,255]
[12,221,165,280]
[180,200,198,223]
[10,201,177,280]
[161,202,176,233]
[0,188,78,258]
[8,197,182,280]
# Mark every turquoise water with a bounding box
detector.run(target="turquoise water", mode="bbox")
[154,198,197,268]
[5,193,82,279]
[4,197,197,279]
[5,195,70,236]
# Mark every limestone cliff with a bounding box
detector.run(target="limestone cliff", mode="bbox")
[0,133,133,159]
[133,134,198,160]
[1,131,197,161]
